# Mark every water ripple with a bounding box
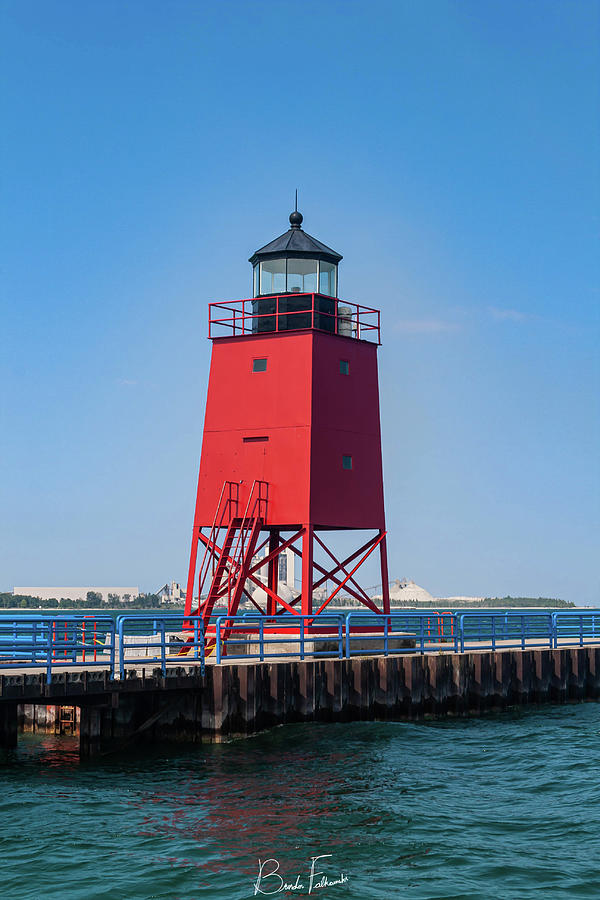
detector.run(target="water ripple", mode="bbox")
[0,704,599,898]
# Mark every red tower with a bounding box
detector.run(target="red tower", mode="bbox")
[185,208,390,626]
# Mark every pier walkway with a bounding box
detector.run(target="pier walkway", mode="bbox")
[1,611,599,757]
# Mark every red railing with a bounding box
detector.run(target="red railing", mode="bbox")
[225,479,268,605]
[208,293,381,344]
[195,480,240,604]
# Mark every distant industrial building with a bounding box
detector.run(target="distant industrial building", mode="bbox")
[244,546,297,607]
[156,581,186,604]
[13,587,139,603]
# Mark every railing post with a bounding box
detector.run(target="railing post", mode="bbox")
[259,618,264,661]
[384,615,389,656]
[491,615,496,651]
[160,620,167,676]
[109,620,116,679]
[345,613,353,658]
[338,616,343,659]
[215,617,223,664]
[46,632,52,684]
[118,617,125,679]
[201,619,205,675]
[419,615,425,654]
[300,617,305,661]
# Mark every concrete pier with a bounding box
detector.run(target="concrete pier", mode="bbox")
[1,645,599,757]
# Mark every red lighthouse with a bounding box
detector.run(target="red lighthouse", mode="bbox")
[184,208,390,625]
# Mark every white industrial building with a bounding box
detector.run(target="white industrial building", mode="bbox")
[244,545,298,606]
[13,587,139,603]
[156,581,186,604]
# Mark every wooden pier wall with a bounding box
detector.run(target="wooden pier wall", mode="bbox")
[0,646,599,757]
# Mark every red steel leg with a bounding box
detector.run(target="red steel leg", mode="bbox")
[267,529,279,617]
[301,525,313,616]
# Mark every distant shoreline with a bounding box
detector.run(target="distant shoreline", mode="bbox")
[0,604,590,612]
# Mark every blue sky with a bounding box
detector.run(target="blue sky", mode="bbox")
[1,1,598,604]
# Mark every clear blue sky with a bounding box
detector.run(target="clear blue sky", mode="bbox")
[1,1,598,604]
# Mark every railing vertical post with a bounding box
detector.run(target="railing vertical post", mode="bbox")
[119,618,125,679]
[216,617,223,664]
[106,620,114,679]
[45,621,53,683]
[300,617,305,660]
[161,620,167,676]
[384,615,389,656]
[419,616,425,654]
[259,618,264,661]
[345,613,352,658]
[580,615,584,647]
[459,615,465,653]
[338,616,343,659]
[521,615,525,650]
[491,616,496,651]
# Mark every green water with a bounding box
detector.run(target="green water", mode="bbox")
[1,704,598,899]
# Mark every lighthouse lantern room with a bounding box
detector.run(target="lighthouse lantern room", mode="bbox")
[185,208,390,626]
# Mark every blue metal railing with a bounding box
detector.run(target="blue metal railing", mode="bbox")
[214,613,345,663]
[1,610,599,682]
[116,614,205,678]
[0,615,115,682]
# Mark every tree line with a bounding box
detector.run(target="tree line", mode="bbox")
[0,592,183,610]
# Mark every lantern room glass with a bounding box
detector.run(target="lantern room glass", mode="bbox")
[286,258,318,293]
[319,261,336,297]
[255,259,338,297]
[259,259,286,295]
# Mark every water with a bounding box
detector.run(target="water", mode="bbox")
[1,704,599,899]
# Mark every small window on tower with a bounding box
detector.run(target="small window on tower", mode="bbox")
[340,360,349,375]
[342,455,353,470]
[252,358,267,373]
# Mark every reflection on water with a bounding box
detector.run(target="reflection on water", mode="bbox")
[0,705,599,899]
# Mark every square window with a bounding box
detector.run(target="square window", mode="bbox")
[252,358,267,373]
[342,455,353,470]
[340,360,349,375]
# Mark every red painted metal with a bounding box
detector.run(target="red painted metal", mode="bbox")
[185,288,390,626]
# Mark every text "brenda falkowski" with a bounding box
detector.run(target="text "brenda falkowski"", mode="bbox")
[254,855,348,895]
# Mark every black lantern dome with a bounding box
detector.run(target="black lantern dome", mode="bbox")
[249,210,342,299]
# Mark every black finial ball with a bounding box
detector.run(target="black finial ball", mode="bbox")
[289,210,303,227]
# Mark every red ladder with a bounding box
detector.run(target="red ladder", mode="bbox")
[197,480,268,626]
